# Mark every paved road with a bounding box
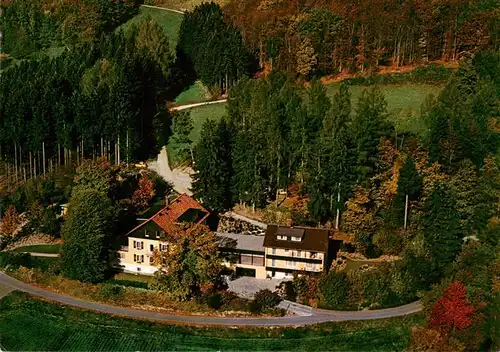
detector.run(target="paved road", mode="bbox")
[0,272,421,326]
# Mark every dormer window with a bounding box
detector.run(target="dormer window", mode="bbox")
[145,230,149,238]
[277,235,287,240]
[291,236,301,242]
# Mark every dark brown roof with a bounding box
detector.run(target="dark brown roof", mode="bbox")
[263,225,330,252]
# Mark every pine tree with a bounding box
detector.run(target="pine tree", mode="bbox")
[192,119,233,212]
[171,111,194,163]
[422,184,463,281]
[396,156,421,227]
[351,88,391,184]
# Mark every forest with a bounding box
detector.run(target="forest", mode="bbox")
[192,50,500,350]
[0,0,498,350]
[224,0,500,76]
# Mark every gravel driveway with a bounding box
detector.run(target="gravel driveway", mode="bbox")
[227,276,285,299]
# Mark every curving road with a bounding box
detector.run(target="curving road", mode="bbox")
[0,272,421,326]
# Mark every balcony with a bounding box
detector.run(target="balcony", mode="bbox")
[120,246,129,252]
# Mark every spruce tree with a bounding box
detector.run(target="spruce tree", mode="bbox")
[422,184,463,281]
[396,156,421,227]
[351,88,391,184]
[192,119,233,212]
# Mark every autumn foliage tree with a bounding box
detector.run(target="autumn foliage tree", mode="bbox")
[0,205,22,239]
[429,281,476,332]
[151,224,224,301]
[132,173,156,210]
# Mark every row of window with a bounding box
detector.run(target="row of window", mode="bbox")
[144,230,162,239]
[132,241,168,252]
[269,259,318,270]
[134,254,144,263]
[277,235,301,242]
[270,248,318,258]
[133,241,144,250]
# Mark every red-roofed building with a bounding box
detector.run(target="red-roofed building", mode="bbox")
[113,194,210,275]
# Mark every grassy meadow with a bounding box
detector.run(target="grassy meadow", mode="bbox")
[325,83,443,136]
[167,103,227,167]
[174,80,211,105]
[118,6,184,51]
[0,291,421,351]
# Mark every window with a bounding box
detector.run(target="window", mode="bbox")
[133,240,136,249]
[161,244,168,251]
[271,259,276,267]
[277,235,286,240]
[310,251,317,258]
[291,237,301,242]
[150,257,154,264]
[272,248,276,255]
[155,231,159,238]
[133,254,136,261]
[286,260,296,267]
[141,255,144,263]
[297,250,302,257]
[306,262,312,268]
[140,241,144,250]
[284,249,289,255]
[150,244,154,252]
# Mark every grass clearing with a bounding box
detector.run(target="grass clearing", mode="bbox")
[118,6,183,51]
[167,103,227,167]
[174,80,211,105]
[325,83,443,136]
[0,291,421,351]
[12,244,61,254]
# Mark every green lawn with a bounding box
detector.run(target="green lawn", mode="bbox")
[112,272,153,284]
[325,83,443,136]
[167,103,227,167]
[12,244,61,254]
[342,258,382,272]
[174,80,211,105]
[0,291,421,351]
[118,6,184,51]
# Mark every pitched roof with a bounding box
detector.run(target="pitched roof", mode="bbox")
[263,225,330,252]
[126,194,209,237]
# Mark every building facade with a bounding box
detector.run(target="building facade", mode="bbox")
[263,225,331,279]
[113,194,210,275]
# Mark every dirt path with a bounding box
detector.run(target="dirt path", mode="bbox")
[148,146,193,195]
[171,99,227,111]
[140,4,184,14]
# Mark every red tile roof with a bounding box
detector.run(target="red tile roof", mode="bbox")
[126,194,210,237]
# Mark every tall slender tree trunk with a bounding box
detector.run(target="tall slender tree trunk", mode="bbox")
[126,130,129,164]
[335,184,341,230]
[117,135,120,165]
[14,143,18,181]
[42,142,46,175]
[29,151,33,178]
[404,194,409,229]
